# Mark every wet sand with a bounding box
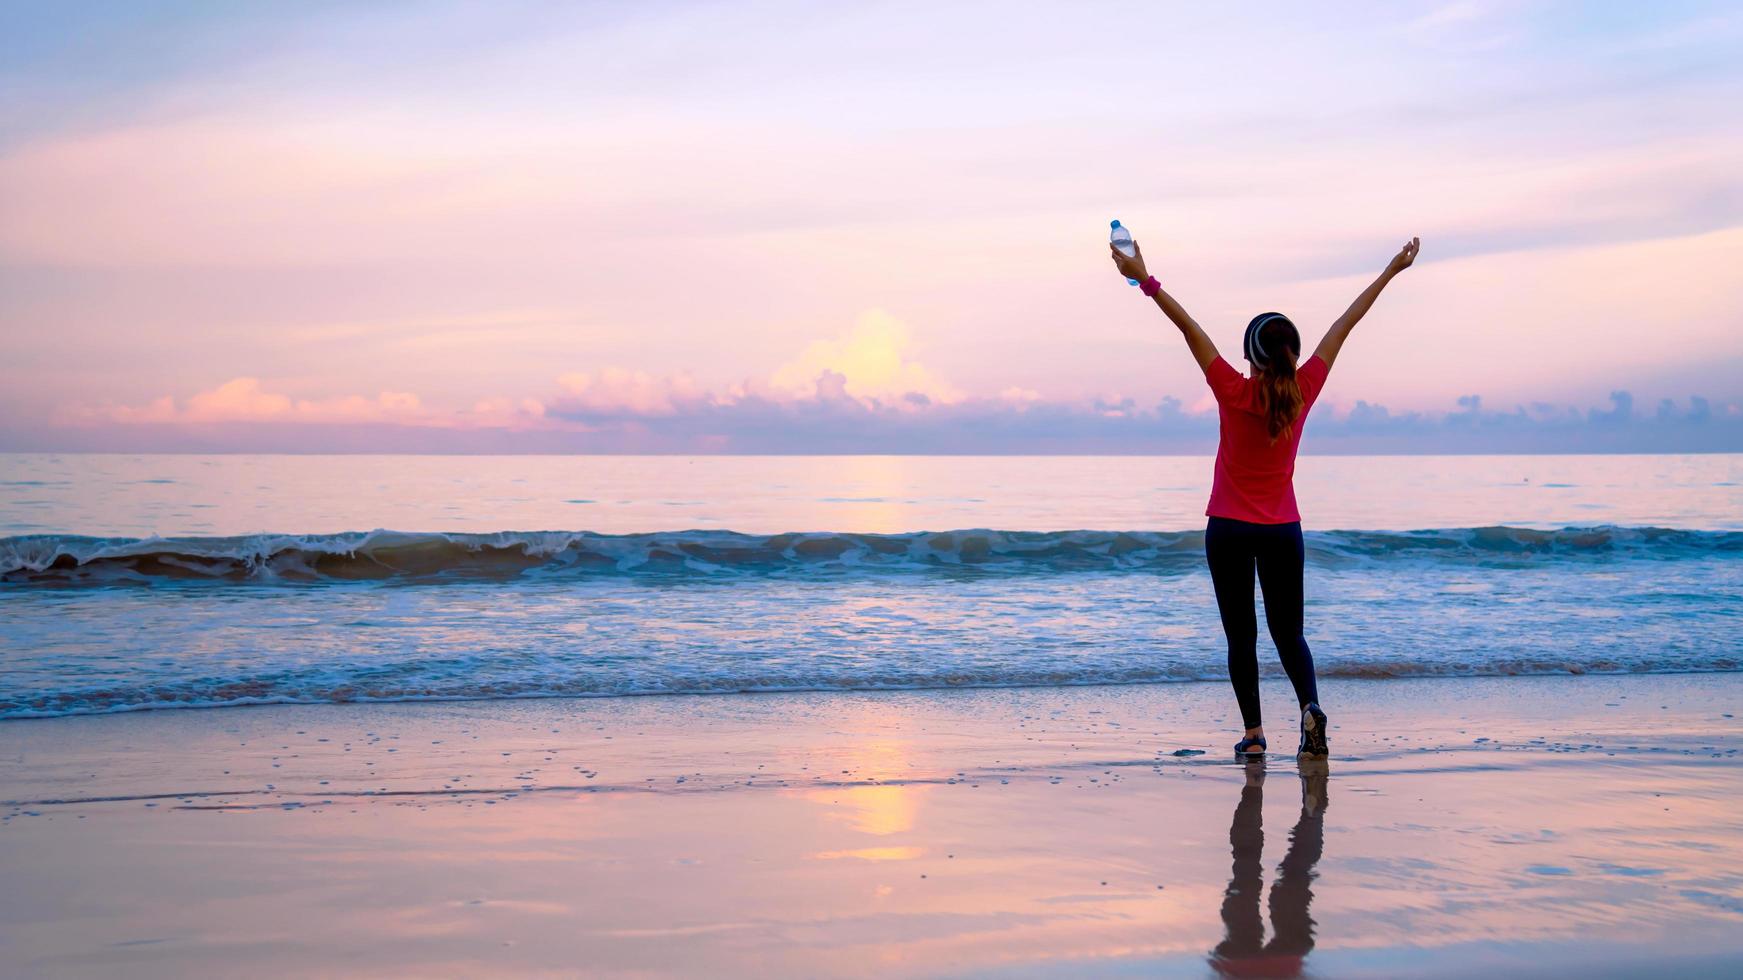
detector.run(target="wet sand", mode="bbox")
[4,674,1742,977]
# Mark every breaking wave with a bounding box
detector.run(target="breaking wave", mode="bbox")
[2,525,1736,586]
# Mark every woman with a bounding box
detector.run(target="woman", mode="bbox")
[1110,235,1420,758]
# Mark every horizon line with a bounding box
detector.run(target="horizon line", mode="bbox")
[4,449,1740,459]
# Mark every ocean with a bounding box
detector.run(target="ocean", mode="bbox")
[2,453,1739,719]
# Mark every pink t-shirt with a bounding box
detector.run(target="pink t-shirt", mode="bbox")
[1203,354,1330,524]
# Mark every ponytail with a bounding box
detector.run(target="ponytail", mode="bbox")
[1257,356,1303,444]
[1243,312,1304,444]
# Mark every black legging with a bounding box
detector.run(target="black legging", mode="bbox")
[1205,516,1320,730]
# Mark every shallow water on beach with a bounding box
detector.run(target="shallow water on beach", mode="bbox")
[1,453,1740,718]
[3,676,1741,977]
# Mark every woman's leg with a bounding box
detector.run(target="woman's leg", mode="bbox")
[1206,517,1262,730]
[1255,521,1320,710]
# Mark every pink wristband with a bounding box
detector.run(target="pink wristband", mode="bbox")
[1140,275,1161,297]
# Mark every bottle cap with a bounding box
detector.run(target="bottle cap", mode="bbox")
[1110,220,1121,229]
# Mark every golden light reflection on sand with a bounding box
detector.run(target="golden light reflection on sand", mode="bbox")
[811,845,926,862]
[790,720,929,838]
[790,727,935,862]
[805,783,929,837]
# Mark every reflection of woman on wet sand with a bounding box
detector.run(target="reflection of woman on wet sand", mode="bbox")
[1210,762,1328,978]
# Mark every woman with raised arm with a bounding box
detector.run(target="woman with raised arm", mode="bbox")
[1110,236,1420,758]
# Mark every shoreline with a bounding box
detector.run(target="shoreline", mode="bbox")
[4,666,1742,726]
[5,673,1742,976]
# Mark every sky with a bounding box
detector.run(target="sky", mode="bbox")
[1,0,1740,453]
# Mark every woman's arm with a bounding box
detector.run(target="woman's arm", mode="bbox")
[1110,242,1221,371]
[1313,237,1419,370]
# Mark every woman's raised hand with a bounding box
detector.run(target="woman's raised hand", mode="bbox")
[1110,241,1148,283]
[1387,237,1421,275]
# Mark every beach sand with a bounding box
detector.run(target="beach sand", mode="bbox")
[4,674,1742,978]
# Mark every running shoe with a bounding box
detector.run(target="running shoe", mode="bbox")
[1298,703,1329,758]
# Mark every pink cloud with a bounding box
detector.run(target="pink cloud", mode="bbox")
[467,397,548,428]
[62,378,428,426]
[554,368,708,417]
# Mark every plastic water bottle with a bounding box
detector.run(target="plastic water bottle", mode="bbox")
[1110,219,1138,285]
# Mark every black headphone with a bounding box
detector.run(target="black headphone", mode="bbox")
[1243,312,1300,368]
